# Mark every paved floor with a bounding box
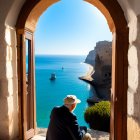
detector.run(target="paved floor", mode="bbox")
[31,128,109,140]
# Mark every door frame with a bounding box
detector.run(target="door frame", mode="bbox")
[17,29,36,140]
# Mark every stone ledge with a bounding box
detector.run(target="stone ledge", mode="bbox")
[31,128,109,140]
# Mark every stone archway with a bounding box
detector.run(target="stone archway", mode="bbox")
[16,0,129,140]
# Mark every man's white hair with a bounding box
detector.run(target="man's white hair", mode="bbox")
[64,103,75,108]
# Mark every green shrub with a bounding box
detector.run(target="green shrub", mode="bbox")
[84,101,110,132]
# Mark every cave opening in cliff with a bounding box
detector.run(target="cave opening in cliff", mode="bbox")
[16,0,128,139]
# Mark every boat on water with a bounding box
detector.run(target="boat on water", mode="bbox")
[50,73,56,80]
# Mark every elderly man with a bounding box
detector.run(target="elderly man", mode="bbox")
[46,95,89,140]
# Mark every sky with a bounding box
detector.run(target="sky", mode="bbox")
[34,0,112,55]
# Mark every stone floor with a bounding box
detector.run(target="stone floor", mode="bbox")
[31,128,109,140]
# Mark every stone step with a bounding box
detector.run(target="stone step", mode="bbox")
[31,128,109,140]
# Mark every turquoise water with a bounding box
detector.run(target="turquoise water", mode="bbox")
[35,55,94,128]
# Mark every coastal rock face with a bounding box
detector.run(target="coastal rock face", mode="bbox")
[85,41,112,100]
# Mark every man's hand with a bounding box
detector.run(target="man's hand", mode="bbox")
[80,126,87,133]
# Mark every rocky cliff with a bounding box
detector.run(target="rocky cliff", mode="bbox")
[85,41,112,100]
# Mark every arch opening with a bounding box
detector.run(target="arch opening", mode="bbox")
[34,0,112,129]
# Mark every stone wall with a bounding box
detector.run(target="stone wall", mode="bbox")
[0,25,19,139]
[117,0,140,139]
[0,0,25,139]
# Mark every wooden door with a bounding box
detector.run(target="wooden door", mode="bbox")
[25,30,36,139]
[21,30,36,140]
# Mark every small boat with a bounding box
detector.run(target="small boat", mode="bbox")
[50,73,56,80]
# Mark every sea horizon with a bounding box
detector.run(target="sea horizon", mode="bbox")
[35,54,87,56]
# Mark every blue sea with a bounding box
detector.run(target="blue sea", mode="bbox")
[35,55,94,128]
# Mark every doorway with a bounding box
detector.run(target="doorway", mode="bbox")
[16,0,129,140]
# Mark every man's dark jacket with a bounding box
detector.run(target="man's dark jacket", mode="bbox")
[46,105,86,140]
